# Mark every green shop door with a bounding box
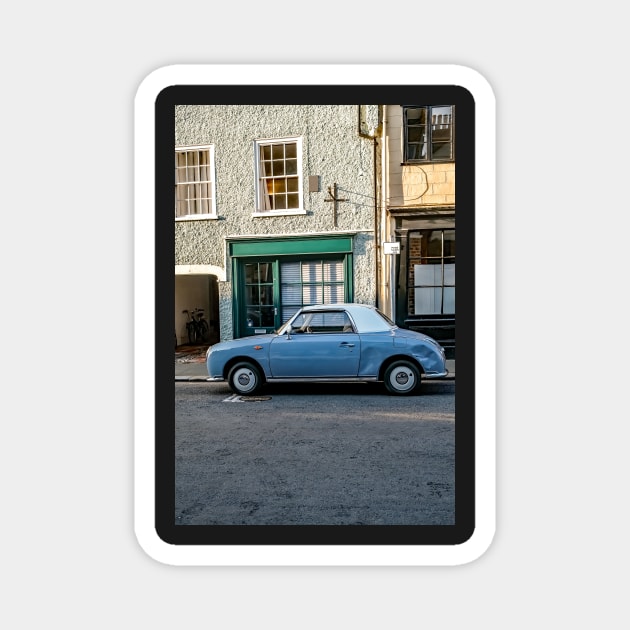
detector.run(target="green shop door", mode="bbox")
[229,235,355,339]
[240,261,279,336]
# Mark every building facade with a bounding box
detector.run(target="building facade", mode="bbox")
[378,104,456,358]
[174,104,380,345]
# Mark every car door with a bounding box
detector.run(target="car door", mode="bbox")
[269,311,360,378]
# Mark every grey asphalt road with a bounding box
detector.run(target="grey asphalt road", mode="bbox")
[175,380,455,526]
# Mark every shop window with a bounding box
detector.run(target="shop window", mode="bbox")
[408,230,455,315]
[280,259,345,322]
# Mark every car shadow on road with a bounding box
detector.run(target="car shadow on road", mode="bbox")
[257,380,454,398]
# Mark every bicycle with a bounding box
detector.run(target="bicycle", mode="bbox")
[183,308,209,344]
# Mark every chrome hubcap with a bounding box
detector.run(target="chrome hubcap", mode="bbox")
[234,368,256,393]
[390,366,415,391]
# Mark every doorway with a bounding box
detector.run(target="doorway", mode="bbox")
[175,274,220,346]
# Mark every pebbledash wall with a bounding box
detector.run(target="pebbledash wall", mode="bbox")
[175,104,380,343]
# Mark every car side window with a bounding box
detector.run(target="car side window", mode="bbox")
[293,311,354,334]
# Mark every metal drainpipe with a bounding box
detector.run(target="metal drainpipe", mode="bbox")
[359,105,381,310]
[373,111,380,309]
[381,106,390,318]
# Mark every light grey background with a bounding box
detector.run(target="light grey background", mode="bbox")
[2,1,627,628]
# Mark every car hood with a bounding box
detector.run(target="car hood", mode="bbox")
[211,333,277,352]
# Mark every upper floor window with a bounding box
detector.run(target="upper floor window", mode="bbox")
[175,145,216,220]
[255,137,304,215]
[403,106,454,163]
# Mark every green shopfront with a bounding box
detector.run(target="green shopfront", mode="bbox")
[228,235,355,339]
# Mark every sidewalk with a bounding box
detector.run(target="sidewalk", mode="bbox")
[175,344,455,382]
[175,344,210,380]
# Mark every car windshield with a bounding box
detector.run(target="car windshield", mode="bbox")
[275,317,295,335]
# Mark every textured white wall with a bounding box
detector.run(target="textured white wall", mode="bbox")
[175,104,379,339]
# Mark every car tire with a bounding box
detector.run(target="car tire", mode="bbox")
[228,362,264,396]
[383,360,421,395]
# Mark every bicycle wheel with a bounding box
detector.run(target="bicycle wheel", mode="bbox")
[198,319,209,342]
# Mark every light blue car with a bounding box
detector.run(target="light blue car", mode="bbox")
[207,303,448,396]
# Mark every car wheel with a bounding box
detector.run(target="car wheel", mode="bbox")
[383,360,421,395]
[228,362,263,396]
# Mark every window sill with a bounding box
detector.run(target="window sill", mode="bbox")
[401,160,455,166]
[175,215,218,221]
[252,210,307,217]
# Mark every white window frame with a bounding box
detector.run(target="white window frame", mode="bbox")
[175,144,217,220]
[254,137,305,216]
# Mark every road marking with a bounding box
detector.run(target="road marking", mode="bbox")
[222,394,272,403]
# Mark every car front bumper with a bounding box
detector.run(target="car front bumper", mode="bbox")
[423,369,449,378]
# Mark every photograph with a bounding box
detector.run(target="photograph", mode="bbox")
[151,81,478,550]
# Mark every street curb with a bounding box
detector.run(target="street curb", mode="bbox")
[176,375,456,383]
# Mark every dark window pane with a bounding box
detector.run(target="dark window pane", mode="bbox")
[244,264,256,283]
[245,285,258,304]
[259,263,273,283]
[260,285,273,305]
[260,306,275,326]
[408,128,426,143]
[432,142,452,160]
[426,231,442,257]
[272,160,285,176]
[407,143,426,160]
[443,230,455,256]
[285,159,298,175]
[407,107,427,124]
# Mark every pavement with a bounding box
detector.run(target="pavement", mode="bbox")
[175,344,455,382]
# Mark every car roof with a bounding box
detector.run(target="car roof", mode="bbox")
[300,303,376,312]
[298,303,394,333]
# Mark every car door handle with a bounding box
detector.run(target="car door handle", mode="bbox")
[339,342,355,348]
